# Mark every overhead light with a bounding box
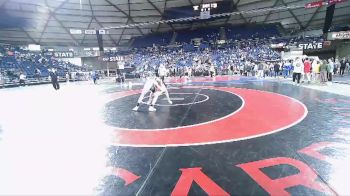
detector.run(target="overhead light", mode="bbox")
[99,30,106,34]
[28,44,41,51]
[85,30,96,35]
[84,48,91,51]
[70,29,82,34]
[48,49,54,51]
[92,47,99,51]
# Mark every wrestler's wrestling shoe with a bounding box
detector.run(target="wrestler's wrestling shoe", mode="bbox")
[132,106,139,111]
[168,100,173,104]
[149,106,157,112]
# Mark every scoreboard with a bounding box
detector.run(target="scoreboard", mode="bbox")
[163,0,234,21]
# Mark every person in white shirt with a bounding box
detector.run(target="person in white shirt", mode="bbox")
[66,72,70,82]
[186,66,192,78]
[19,72,26,86]
[334,58,340,75]
[133,77,172,112]
[292,57,304,86]
[209,63,215,77]
[158,64,167,83]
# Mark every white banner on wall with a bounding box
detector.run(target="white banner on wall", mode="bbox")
[53,51,74,58]
[298,42,323,50]
[98,30,106,34]
[102,56,124,62]
[63,58,82,66]
[328,31,350,40]
[70,29,82,34]
[85,30,96,35]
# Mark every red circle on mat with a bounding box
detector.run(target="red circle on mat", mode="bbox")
[107,86,307,147]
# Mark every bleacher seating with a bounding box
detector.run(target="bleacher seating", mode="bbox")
[225,24,280,40]
[176,27,220,43]
[0,44,86,87]
[132,32,173,48]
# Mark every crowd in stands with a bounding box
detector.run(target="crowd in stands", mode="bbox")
[124,26,349,86]
[114,25,289,78]
[124,38,281,77]
[124,24,349,85]
[0,45,87,86]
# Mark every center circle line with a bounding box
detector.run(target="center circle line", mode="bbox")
[141,92,210,107]
[110,88,245,131]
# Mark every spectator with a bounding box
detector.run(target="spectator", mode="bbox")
[319,60,328,85]
[273,62,280,78]
[92,72,98,84]
[282,60,291,78]
[340,57,347,76]
[19,72,26,86]
[303,58,311,84]
[209,63,215,77]
[327,59,334,83]
[50,69,60,90]
[312,60,321,82]
[257,62,264,78]
[334,58,340,75]
[253,62,258,77]
[35,68,41,81]
[158,64,167,82]
[263,62,270,78]
[292,57,303,86]
[66,72,70,82]
[269,63,274,77]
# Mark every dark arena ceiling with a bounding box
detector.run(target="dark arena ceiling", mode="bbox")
[0,0,349,47]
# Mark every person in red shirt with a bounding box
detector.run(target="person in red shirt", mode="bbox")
[303,58,311,84]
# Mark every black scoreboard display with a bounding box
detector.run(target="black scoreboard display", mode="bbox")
[163,0,234,22]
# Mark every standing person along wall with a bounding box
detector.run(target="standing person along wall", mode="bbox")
[282,61,291,79]
[327,59,334,83]
[319,60,328,85]
[257,62,264,78]
[303,58,311,84]
[274,62,280,78]
[312,60,321,82]
[50,69,60,90]
[334,58,340,75]
[92,72,98,84]
[158,64,167,83]
[263,63,270,78]
[19,72,26,86]
[339,58,347,76]
[292,57,303,86]
[209,63,215,78]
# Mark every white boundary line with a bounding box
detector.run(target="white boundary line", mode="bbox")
[113,86,308,147]
[111,88,245,131]
[140,93,209,107]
